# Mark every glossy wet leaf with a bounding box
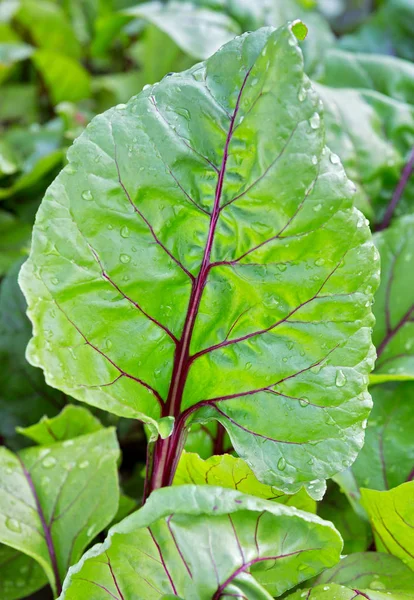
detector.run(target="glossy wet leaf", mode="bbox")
[20,24,378,496]
[0,261,64,448]
[60,485,342,599]
[123,1,241,60]
[174,452,316,513]
[313,552,414,591]
[0,545,47,600]
[0,426,120,596]
[350,382,414,490]
[371,216,414,382]
[18,405,103,445]
[362,483,414,570]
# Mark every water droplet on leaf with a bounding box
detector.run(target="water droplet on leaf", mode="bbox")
[81,190,93,201]
[120,253,131,264]
[309,113,320,129]
[335,370,346,387]
[277,457,286,471]
[120,226,130,238]
[6,518,21,533]
[42,456,57,469]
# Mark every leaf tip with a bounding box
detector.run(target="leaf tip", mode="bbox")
[291,20,308,42]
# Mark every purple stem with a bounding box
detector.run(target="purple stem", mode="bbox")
[144,68,252,497]
[17,457,62,595]
[377,146,414,231]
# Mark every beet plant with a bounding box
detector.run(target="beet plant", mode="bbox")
[1,6,413,599]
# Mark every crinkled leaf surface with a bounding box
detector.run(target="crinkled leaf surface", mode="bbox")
[174,452,316,512]
[20,24,378,496]
[287,583,414,599]
[350,382,414,490]
[18,405,103,445]
[0,260,64,448]
[124,1,241,60]
[0,545,47,600]
[361,482,414,570]
[0,427,120,596]
[372,216,414,382]
[317,481,371,554]
[313,552,414,591]
[60,485,342,599]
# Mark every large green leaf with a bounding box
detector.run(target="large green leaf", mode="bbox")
[350,382,414,490]
[371,216,414,382]
[174,452,316,513]
[123,1,241,59]
[20,24,378,498]
[313,552,414,591]
[361,482,414,570]
[60,485,342,599]
[0,426,120,596]
[0,260,65,448]
[0,545,47,600]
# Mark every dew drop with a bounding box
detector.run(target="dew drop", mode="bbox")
[245,362,252,370]
[311,155,318,165]
[370,581,386,591]
[277,457,286,471]
[315,258,325,266]
[330,152,340,164]
[309,112,320,129]
[277,263,287,272]
[298,89,306,102]
[107,224,113,230]
[42,456,57,469]
[51,277,59,285]
[120,253,131,264]
[87,526,95,537]
[105,339,112,349]
[299,397,309,407]
[6,518,21,533]
[81,190,93,201]
[335,370,346,387]
[79,460,89,469]
[298,563,308,571]
[115,103,127,110]
[63,440,74,447]
[313,203,322,212]
[120,226,130,238]
[323,586,330,591]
